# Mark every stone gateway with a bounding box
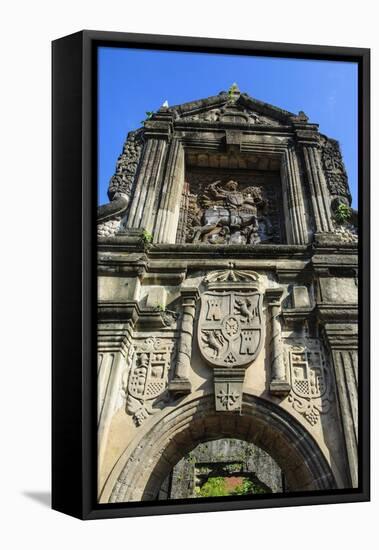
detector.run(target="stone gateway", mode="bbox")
[97,85,358,502]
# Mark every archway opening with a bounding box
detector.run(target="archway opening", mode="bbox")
[158,438,286,500]
[107,395,336,503]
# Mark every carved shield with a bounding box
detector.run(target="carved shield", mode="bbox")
[128,341,172,401]
[198,290,263,368]
[289,347,328,400]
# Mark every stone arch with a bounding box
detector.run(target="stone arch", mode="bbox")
[103,393,336,502]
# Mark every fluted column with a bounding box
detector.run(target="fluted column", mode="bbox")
[154,139,185,243]
[168,287,199,395]
[282,146,309,244]
[126,137,167,232]
[302,144,333,233]
[323,323,358,487]
[97,325,133,484]
[266,288,290,395]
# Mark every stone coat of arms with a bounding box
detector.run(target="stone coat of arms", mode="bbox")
[125,337,173,426]
[198,269,263,369]
[286,341,332,426]
[197,267,263,412]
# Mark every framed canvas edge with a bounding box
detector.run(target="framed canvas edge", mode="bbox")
[52,29,370,520]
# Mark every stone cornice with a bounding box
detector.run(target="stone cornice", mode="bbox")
[316,303,358,322]
[97,241,359,286]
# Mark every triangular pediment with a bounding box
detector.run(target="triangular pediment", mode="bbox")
[169,91,296,127]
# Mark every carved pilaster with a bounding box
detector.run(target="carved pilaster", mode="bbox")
[97,323,133,476]
[168,287,199,395]
[266,288,291,395]
[323,323,358,487]
[154,139,185,243]
[302,144,333,233]
[282,146,309,244]
[126,137,168,232]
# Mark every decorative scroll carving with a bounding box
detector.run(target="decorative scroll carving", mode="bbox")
[108,130,144,202]
[285,339,332,426]
[178,104,280,127]
[321,137,351,204]
[205,266,259,284]
[177,178,282,245]
[125,337,174,426]
[334,224,358,243]
[98,130,144,237]
[97,217,122,238]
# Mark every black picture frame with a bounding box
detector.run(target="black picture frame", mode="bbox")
[52,30,370,520]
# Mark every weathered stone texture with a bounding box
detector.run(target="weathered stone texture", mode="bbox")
[97,87,358,502]
[159,438,284,499]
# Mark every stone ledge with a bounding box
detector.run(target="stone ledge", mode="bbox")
[269,380,291,396]
[168,378,192,396]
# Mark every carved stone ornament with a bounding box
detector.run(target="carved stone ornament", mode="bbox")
[198,289,263,368]
[108,130,144,202]
[198,268,263,412]
[176,99,281,127]
[286,340,333,426]
[186,179,277,245]
[125,337,174,426]
[97,130,144,237]
[213,369,246,412]
[321,137,352,203]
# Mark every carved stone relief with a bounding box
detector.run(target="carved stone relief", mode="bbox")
[176,175,283,245]
[108,130,144,202]
[285,338,333,426]
[197,267,263,412]
[321,136,351,204]
[177,104,281,127]
[123,337,174,426]
[334,224,358,243]
[198,289,263,367]
[97,217,122,238]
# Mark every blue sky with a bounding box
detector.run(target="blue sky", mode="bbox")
[98,47,358,208]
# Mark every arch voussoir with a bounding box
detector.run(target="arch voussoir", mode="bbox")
[104,393,336,502]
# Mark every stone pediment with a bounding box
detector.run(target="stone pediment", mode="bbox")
[170,89,296,127]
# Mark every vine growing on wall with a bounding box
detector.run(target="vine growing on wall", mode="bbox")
[334,203,352,224]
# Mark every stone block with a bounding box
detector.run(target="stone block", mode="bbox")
[145,286,167,309]
[292,286,311,308]
[319,277,358,304]
[269,379,291,396]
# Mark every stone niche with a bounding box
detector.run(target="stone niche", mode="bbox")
[176,150,285,245]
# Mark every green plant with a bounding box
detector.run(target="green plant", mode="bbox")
[334,203,352,224]
[196,477,229,497]
[141,229,153,244]
[154,304,165,312]
[233,478,267,495]
[140,110,154,125]
[228,83,239,99]
[196,475,269,498]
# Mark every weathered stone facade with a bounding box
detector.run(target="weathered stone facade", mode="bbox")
[97,86,358,502]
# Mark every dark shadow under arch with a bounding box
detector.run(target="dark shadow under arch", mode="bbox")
[108,394,336,502]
